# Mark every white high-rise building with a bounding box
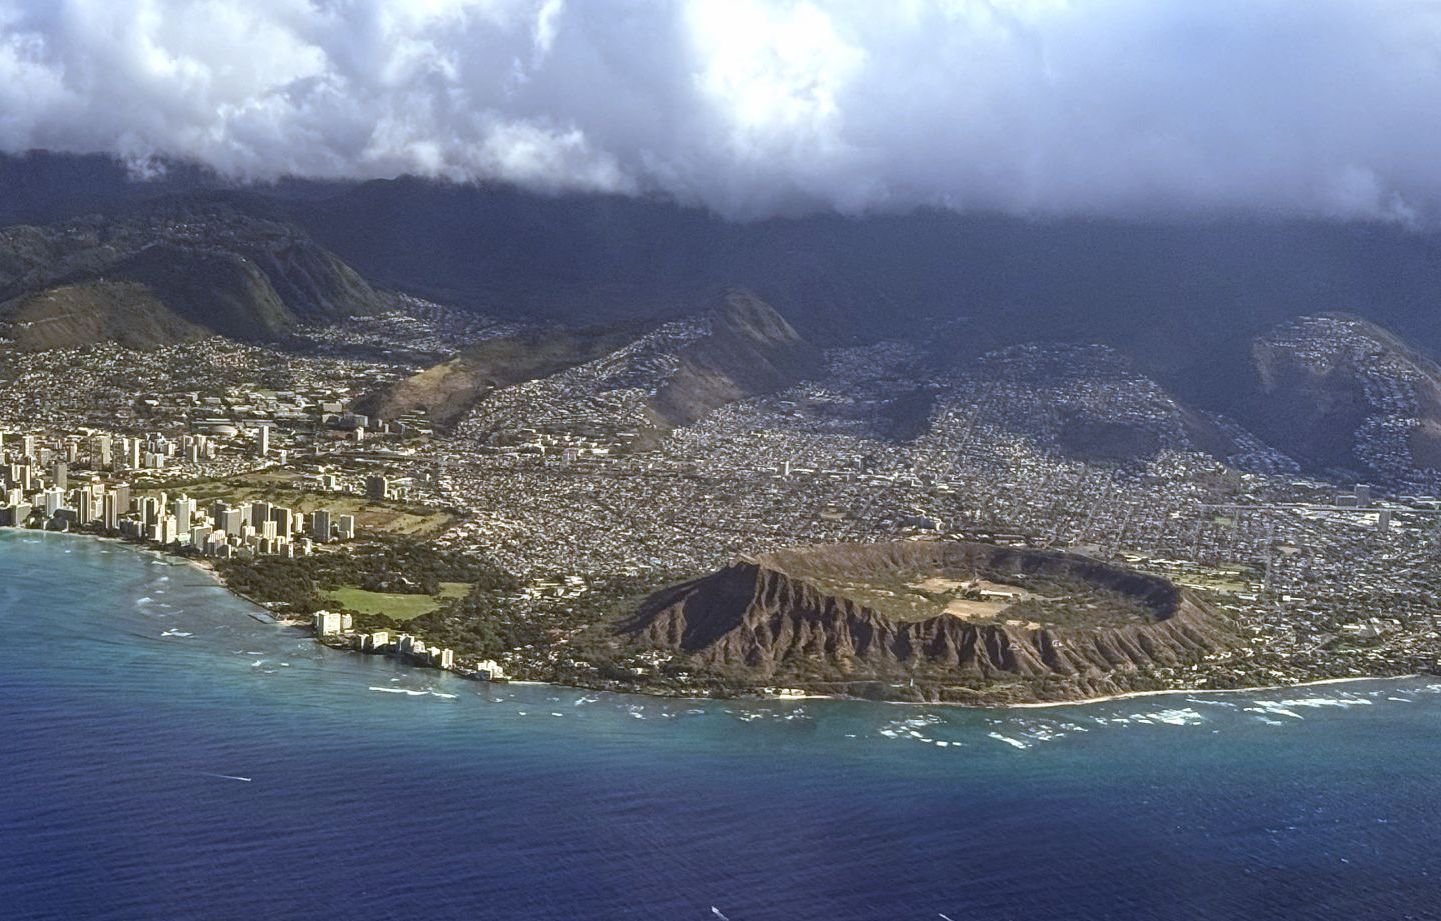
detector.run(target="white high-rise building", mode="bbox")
[74,485,94,525]
[172,497,193,534]
[42,487,65,517]
[102,492,121,530]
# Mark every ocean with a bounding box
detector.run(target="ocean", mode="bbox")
[1,530,1437,920]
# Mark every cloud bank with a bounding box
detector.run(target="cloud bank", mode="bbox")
[2,0,1440,221]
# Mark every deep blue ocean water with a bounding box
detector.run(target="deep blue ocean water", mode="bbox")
[1,531,1438,920]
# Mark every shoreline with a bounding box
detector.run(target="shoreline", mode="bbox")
[11,527,293,619]
[996,673,1421,710]
[3,528,1428,713]
[652,672,1425,711]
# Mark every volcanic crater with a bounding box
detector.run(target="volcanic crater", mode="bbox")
[624,540,1237,703]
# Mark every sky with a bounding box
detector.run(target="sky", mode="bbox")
[1,0,1439,222]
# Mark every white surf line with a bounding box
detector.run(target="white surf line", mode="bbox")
[199,772,252,782]
[1004,674,1420,710]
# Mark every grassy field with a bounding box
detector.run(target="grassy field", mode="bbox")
[798,573,954,622]
[324,581,471,620]
[787,566,1152,628]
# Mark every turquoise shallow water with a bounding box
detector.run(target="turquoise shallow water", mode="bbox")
[1,530,1438,920]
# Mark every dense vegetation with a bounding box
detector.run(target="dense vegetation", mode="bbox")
[411,572,667,665]
[218,537,519,623]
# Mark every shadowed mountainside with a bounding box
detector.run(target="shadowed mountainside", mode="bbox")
[6,153,1441,359]
[1180,314,1441,478]
[6,154,1441,481]
[0,281,206,350]
[354,322,654,430]
[276,176,1441,362]
[359,290,821,433]
[0,197,386,348]
[270,179,1441,467]
[647,290,822,427]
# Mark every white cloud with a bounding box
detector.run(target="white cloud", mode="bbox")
[531,0,564,59]
[3,0,1441,221]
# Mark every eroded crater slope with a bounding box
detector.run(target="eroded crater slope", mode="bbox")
[624,541,1236,703]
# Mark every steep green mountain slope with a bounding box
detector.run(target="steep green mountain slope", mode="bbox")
[0,198,386,348]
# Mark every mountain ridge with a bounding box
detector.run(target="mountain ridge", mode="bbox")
[358,289,820,435]
[624,540,1236,703]
[0,201,387,348]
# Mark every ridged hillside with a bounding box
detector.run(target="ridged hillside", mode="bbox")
[0,201,386,348]
[0,282,205,350]
[1189,314,1441,480]
[359,290,819,434]
[648,290,822,427]
[625,541,1235,703]
[355,322,653,430]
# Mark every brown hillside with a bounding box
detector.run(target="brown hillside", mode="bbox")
[624,541,1235,703]
[0,281,205,350]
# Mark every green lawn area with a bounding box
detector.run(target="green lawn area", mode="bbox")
[324,581,471,621]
